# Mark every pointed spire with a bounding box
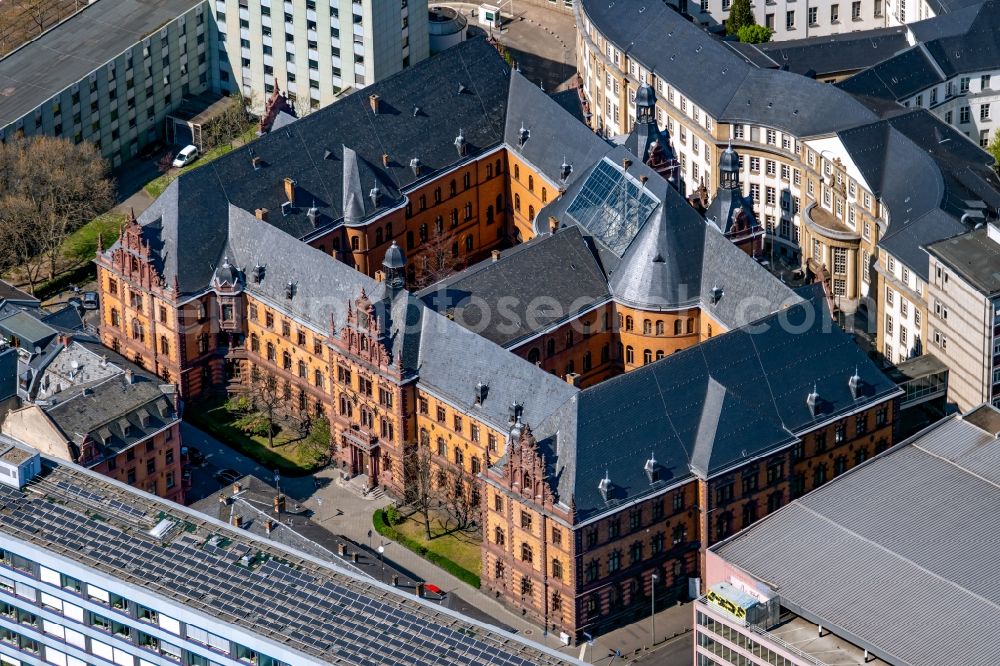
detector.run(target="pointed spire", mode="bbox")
[96,232,104,254]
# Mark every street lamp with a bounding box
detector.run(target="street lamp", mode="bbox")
[377,544,385,583]
[650,572,660,647]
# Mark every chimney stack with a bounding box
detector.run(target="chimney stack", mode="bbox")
[283,177,296,204]
[565,372,580,386]
[548,216,559,234]
[374,270,385,283]
[265,518,275,535]
[368,93,381,114]
[255,207,269,222]
[491,250,501,262]
[124,368,134,385]
[232,482,242,494]
[273,494,286,514]
[382,153,390,167]
[231,514,244,528]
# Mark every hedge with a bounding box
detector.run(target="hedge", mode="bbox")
[372,509,481,589]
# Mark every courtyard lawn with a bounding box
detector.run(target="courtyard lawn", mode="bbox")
[144,141,236,199]
[184,399,324,477]
[374,508,481,587]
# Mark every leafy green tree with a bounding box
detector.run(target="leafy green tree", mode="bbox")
[988,129,1000,175]
[726,0,756,36]
[738,24,773,44]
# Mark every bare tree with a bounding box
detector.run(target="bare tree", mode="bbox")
[202,93,257,150]
[404,444,435,540]
[14,0,48,34]
[235,368,284,448]
[0,195,45,293]
[412,226,465,289]
[0,136,114,282]
[440,469,480,533]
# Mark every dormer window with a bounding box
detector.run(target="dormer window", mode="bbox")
[474,382,488,405]
[598,471,612,501]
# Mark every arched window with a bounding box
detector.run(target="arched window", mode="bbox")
[314,369,323,388]
[542,187,547,203]
[339,394,352,417]
[528,205,535,222]
[521,543,533,563]
[496,194,503,212]
[266,342,275,361]
[449,179,456,196]
[110,308,120,327]
[435,216,444,234]
[250,334,259,352]
[674,320,682,335]
[451,241,459,258]
[464,202,472,219]
[297,360,307,378]
[351,236,359,251]
[360,336,368,352]
[386,222,392,238]
[528,175,534,192]
[419,224,428,241]
[625,316,634,331]
[471,457,481,474]
[626,346,634,364]
[656,350,664,360]
[375,228,383,245]
[643,319,652,335]
[450,208,458,226]
[159,336,169,355]
[131,320,143,342]
[565,330,574,347]
[515,193,521,211]
[686,318,694,334]
[486,205,494,223]
[495,158,502,175]
[546,339,556,357]
[514,164,520,180]
[486,163,494,179]
[495,527,505,545]
[707,324,713,337]
[655,320,664,335]
[552,559,563,580]
[465,234,473,252]
[282,351,292,370]
[523,471,532,490]
[434,187,442,203]
[643,349,652,365]
[463,173,471,189]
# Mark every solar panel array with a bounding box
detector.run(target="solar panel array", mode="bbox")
[565,158,659,257]
[0,463,573,666]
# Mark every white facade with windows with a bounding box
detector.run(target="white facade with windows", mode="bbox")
[214,0,429,112]
[900,70,1000,149]
[683,0,888,41]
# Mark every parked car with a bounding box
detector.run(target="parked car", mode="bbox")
[214,469,242,485]
[181,446,205,466]
[81,291,99,310]
[172,144,199,168]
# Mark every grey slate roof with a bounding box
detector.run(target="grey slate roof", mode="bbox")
[416,308,578,434]
[578,0,879,136]
[838,109,1000,280]
[925,225,1000,295]
[0,280,39,306]
[0,0,203,128]
[418,226,611,347]
[0,309,58,351]
[713,410,1000,666]
[45,374,176,452]
[528,300,898,521]
[839,1,1000,101]
[223,205,424,375]
[115,38,512,295]
[749,27,909,78]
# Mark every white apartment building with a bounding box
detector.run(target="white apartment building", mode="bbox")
[924,224,1000,411]
[0,0,212,168]
[0,441,575,666]
[840,1,1000,148]
[214,0,429,112]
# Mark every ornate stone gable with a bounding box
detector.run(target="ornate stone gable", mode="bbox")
[505,423,557,508]
[108,209,165,290]
[334,289,394,369]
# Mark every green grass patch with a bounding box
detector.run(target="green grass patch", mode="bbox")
[144,142,237,199]
[373,508,481,588]
[184,398,322,477]
[63,212,125,265]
